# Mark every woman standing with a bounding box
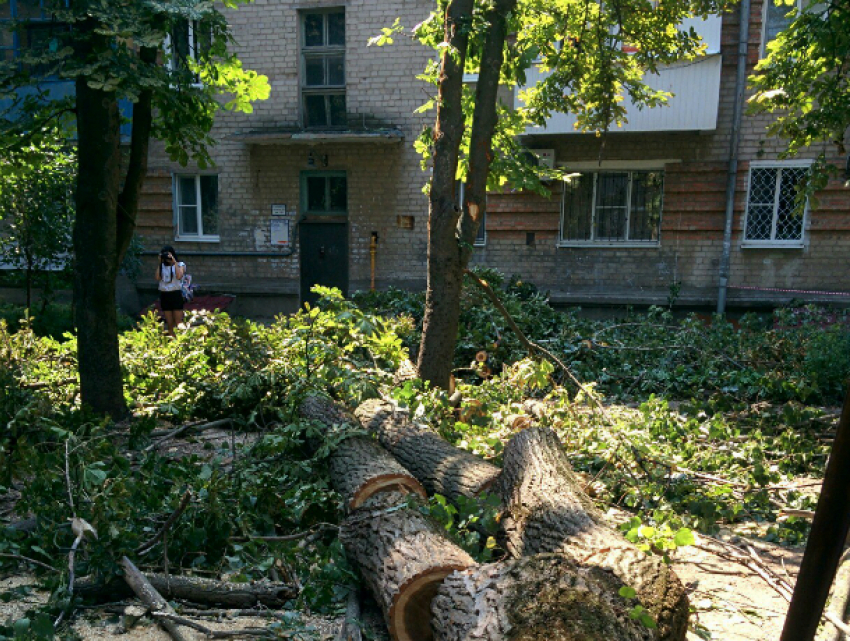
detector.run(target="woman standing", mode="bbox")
[155,245,186,336]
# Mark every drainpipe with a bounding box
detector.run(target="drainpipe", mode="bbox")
[717,0,752,314]
[369,232,379,291]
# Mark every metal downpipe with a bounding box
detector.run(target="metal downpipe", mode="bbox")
[717,0,752,314]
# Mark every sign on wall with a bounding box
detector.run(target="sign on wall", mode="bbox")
[271,204,287,216]
[270,218,290,246]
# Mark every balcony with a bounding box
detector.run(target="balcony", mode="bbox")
[516,15,723,135]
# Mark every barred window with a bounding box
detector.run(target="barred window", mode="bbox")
[762,0,800,57]
[560,171,663,245]
[743,164,808,245]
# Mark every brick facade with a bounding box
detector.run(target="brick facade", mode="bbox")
[139,0,850,314]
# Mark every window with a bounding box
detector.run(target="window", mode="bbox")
[761,0,800,57]
[743,163,809,246]
[1,0,68,71]
[174,175,219,240]
[457,182,486,246]
[301,172,347,215]
[301,9,346,128]
[166,18,211,77]
[560,171,663,245]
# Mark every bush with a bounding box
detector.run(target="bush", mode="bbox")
[0,303,134,340]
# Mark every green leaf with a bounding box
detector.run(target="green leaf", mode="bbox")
[618,586,637,599]
[673,528,695,547]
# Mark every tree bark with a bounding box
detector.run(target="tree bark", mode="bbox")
[116,46,157,265]
[431,554,655,641]
[331,435,427,512]
[120,557,190,641]
[355,399,501,500]
[416,0,475,389]
[73,64,125,419]
[457,0,516,262]
[340,492,475,641]
[75,572,297,608]
[497,428,689,641]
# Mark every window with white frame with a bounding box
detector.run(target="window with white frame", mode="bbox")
[166,18,211,77]
[560,171,663,245]
[174,175,219,240]
[301,9,346,128]
[457,182,486,246]
[761,0,800,57]
[743,163,809,245]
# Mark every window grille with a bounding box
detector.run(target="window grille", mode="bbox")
[744,165,808,244]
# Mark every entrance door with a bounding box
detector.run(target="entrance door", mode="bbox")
[299,171,348,306]
[299,222,348,305]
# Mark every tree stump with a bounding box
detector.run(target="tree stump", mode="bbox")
[431,554,655,641]
[331,436,426,511]
[340,492,475,641]
[355,399,500,500]
[497,427,689,641]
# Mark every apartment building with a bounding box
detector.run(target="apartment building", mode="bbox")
[136,0,850,314]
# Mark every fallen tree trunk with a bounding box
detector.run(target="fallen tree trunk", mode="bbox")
[340,492,475,641]
[299,395,426,510]
[355,399,500,500]
[120,557,190,641]
[497,427,689,641]
[75,573,297,608]
[431,554,655,641]
[331,435,427,512]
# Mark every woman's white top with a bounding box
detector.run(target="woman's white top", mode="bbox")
[158,262,186,292]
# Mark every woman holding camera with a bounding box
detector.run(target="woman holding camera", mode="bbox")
[155,245,186,336]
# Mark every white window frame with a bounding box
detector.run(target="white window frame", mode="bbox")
[164,18,208,86]
[761,0,802,58]
[741,160,811,249]
[558,164,665,248]
[173,174,220,242]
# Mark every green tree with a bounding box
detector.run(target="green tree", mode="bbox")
[0,128,75,310]
[0,0,270,418]
[749,0,850,188]
[377,0,729,387]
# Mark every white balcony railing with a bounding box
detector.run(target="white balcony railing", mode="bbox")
[516,14,723,134]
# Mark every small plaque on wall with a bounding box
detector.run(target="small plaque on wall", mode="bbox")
[271,204,287,216]
[270,218,290,246]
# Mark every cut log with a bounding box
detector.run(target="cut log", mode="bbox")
[340,492,475,641]
[331,435,426,512]
[497,427,689,641]
[120,556,190,641]
[431,554,655,641]
[75,573,297,608]
[299,393,358,428]
[355,399,500,500]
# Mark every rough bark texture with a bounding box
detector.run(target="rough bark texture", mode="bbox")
[331,435,427,512]
[73,65,125,418]
[457,0,517,263]
[340,492,475,641]
[416,0,475,389]
[120,557,190,641]
[115,46,157,265]
[75,573,297,608]
[355,399,501,500]
[497,428,689,641]
[431,554,655,641]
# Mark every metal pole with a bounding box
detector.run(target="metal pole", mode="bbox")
[780,383,850,640]
[717,0,751,314]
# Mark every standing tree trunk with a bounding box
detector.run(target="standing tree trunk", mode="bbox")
[416,0,475,388]
[73,71,125,418]
[417,0,517,388]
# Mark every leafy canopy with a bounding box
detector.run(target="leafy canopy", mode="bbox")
[749,0,850,187]
[0,0,270,167]
[376,0,732,193]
